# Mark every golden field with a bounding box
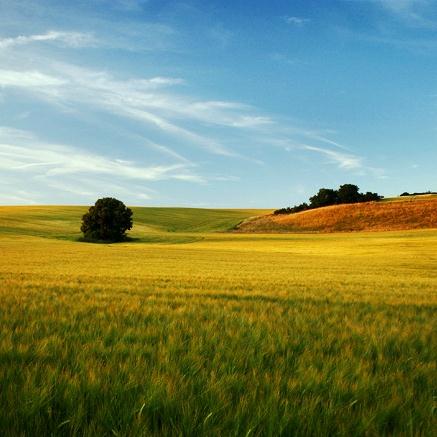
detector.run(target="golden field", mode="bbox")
[237,196,437,233]
[0,206,436,436]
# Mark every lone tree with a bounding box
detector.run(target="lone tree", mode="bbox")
[81,197,133,242]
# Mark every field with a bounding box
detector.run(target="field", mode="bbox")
[1,206,436,436]
[238,196,437,233]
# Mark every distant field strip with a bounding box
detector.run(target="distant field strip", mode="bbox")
[0,206,436,436]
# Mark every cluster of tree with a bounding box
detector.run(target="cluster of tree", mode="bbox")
[81,197,133,242]
[400,191,437,196]
[274,184,382,215]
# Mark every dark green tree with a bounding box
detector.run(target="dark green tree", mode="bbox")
[363,191,382,201]
[274,184,383,215]
[337,184,361,204]
[309,188,339,208]
[81,197,133,241]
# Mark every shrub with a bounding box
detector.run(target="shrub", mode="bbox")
[81,197,133,242]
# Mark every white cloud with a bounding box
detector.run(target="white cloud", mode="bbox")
[0,63,274,156]
[0,127,204,183]
[303,145,363,170]
[2,60,368,173]
[284,16,310,26]
[0,70,67,88]
[143,77,185,87]
[0,31,96,49]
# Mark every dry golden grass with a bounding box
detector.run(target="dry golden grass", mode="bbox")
[237,197,437,233]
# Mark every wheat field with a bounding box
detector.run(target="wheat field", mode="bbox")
[0,206,436,436]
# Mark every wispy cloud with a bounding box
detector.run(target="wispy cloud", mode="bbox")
[0,31,97,49]
[377,0,425,19]
[336,1,437,53]
[270,53,303,66]
[0,58,379,180]
[0,63,274,157]
[284,16,310,26]
[366,0,437,28]
[303,145,363,170]
[0,127,203,184]
[0,70,67,88]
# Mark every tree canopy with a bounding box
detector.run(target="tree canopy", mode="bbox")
[81,197,133,241]
[274,184,382,215]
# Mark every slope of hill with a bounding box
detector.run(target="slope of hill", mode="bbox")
[0,206,269,242]
[237,197,437,233]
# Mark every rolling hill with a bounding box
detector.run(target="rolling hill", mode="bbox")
[0,206,269,242]
[236,196,437,233]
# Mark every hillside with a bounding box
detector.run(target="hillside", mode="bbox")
[237,196,437,233]
[0,206,269,242]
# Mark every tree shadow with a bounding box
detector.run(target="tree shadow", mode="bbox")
[77,236,141,244]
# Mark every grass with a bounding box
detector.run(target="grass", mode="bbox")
[0,206,267,241]
[238,197,437,233]
[0,206,436,436]
[382,194,437,202]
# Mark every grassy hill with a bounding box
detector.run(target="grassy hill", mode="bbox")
[237,196,437,233]
[0,206,269,242]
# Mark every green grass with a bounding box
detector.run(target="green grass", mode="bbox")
[0,206,267,241]
[0,206,436,436]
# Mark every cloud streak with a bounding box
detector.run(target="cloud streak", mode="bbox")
[303,145,363,170]
[0,70,67,88]
[0,63,274,157]
[0,126,214,204]
[0,31,96,49]
[0,59,377,180]
[284,16,310,26]
[0,127,204,184]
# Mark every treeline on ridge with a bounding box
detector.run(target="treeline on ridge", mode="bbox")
[274,184,382,215]
[400,191,437,196]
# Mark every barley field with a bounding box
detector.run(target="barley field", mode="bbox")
[0,206,436,436]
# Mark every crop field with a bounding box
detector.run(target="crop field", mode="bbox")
[0,206,436,436]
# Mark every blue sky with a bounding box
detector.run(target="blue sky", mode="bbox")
[1,0,436,207]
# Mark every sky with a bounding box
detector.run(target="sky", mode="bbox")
[1,0,436,207]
